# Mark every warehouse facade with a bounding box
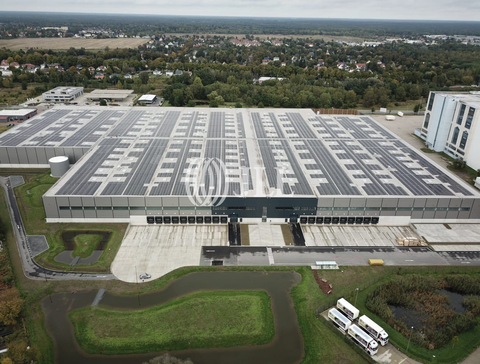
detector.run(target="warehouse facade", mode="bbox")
[417,91,480,170]
[1,106,479,225]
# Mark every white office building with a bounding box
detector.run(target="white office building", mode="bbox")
[42,86,84,103]
[417,91,480,170]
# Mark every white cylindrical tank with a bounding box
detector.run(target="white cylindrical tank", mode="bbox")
[49,156,70,177]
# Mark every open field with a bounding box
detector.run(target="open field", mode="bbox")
[14,172,127,272]
[0,38,147,50]
[69,291,274,355]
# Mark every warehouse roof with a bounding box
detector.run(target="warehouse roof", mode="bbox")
[138,94,157,102]
[0,108,36,117]
[86,89,133,100]
[36,107,479,199]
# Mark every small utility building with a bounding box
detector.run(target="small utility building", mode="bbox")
[138,94,157,104]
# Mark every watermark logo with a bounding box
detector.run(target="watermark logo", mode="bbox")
[185,157,229,207]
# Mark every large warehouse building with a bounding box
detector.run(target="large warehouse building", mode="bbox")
[0,106,479,225]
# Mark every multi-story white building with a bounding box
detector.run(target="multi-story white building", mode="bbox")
[42,86,84,103]
[417,91,480,170]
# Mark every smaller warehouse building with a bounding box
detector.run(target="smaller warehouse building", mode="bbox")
[42,87,84,103]
[0,109,37,123]
[137,94,157,104]
[86,89,133,102]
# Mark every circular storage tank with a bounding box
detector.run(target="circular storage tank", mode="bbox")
[49,156,70,177]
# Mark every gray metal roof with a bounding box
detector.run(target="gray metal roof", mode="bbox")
[23,106,477,199]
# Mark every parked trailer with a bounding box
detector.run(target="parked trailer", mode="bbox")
[348,324,379,356]
[358,315,389,346]
[337,298,359,320]
[328,308,352,332]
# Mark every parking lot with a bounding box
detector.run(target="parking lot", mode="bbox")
[111,225,228,283]
[303,225,417,247]
[414,223,480,251]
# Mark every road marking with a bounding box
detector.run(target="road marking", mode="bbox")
[461,262,471,264]
[266,247,275,265]
[405,260,414,262]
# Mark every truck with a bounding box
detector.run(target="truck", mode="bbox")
[348,324,379,356]
[337,298,359,320]
[358,315,389,346]
[328,308,352,332]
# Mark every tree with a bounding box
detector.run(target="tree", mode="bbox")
[257,102,265,108]
[140,72,149,85]
[0,287,23,326]
[21,81,28,90]
[235,102,242,108]
[99,99,107,106]
[116,80,123,90]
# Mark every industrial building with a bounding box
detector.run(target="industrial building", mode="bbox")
[137,94,157,104]
[0,106,479,225]
[42,86,84,103]
[417,91,480,170]
[86,89,133,102]
[0,108,37,123]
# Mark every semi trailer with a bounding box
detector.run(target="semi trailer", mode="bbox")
[348,324,379,356]
[328,308,352,332]
[358,315,389,346]
[337,298,359,320]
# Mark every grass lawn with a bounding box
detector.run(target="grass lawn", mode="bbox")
[14,172,127,272]
[69,291,275,355]
[72,233,103,258]
[354,268,480,364]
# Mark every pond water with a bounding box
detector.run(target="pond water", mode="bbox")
[438,289,465,313]
[41,271,304,364]
[389,289,466,328]
[388,304,427,328]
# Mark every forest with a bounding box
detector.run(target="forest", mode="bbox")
[2,34,480,110]
[1,11,480,38]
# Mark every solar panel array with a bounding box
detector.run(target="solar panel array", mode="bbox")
[36,107,476,198]
[0,109,125,147]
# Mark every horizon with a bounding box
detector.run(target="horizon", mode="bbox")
[1,2,480,23]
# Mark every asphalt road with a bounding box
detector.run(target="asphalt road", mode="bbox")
[0,176,114,281]
[200,246,480,267]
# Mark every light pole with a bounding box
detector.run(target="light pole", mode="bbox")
[407,326,414,352]
[354,288,359,306]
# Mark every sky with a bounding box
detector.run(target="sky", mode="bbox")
[1,0,480,21]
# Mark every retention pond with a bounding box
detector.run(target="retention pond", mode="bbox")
[42,271,304,364]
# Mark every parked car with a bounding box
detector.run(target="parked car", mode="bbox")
[139,273,151,280]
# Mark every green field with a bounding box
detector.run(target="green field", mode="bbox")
[72,234,104,258]
[14,172,127,272]
[69,291,275,355]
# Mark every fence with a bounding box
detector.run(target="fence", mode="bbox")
[312,108,359,115]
